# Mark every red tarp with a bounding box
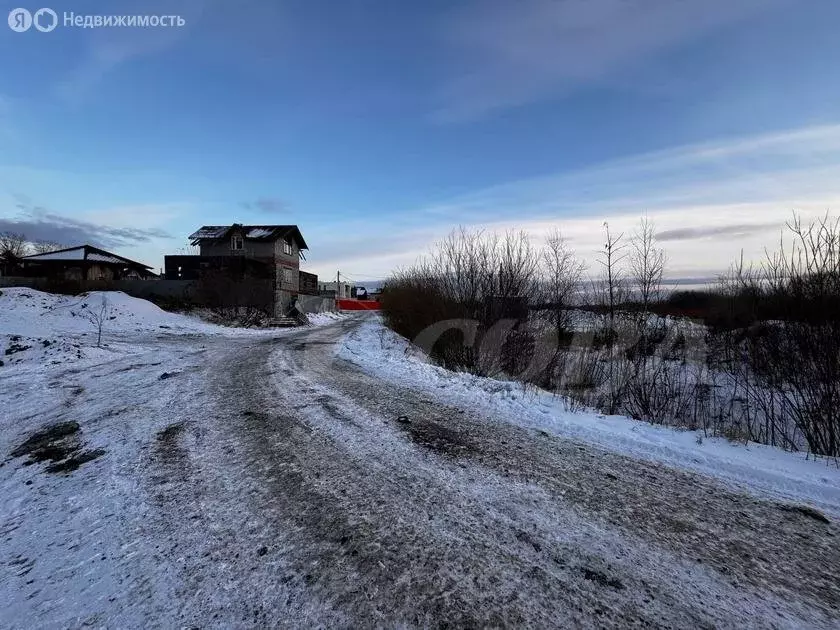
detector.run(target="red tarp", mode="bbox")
[337,299,381,310]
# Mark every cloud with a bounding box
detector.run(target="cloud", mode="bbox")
[655,223,780,242]
[1,201,173,249]
[57,32,182,104]
[415,124,840,222]
[307,124,840,279]
[300,219,442,280]
[435,0,787,122]
[54,0,218,103]
[53,0,295,104]
[241,197,289,214]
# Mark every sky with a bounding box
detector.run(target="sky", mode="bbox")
[1,0,839,284]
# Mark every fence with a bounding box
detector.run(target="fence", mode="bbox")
[0,276,339,314]
[297,294,337,314]
[0,276,43,288]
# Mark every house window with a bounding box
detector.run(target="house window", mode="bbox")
[231,235,243,251]
[282,267,295,285]
[282,239,293,255]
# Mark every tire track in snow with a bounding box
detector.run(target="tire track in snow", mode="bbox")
[190,318,836,628]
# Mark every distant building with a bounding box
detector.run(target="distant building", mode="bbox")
[318,281,353,299]
[165,224,313,317]
[19,245,156,281]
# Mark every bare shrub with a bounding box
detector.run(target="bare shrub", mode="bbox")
[194,271,273,326]
[381,228,539,372]
[381,212,840,457]
[82,294,110,347]
[713,214,840,456]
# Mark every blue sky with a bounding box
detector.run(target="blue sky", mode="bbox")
[1,0,840,281]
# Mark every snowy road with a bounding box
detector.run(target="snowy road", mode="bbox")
[2,313,840,628]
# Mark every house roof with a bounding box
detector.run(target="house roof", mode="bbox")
[21,245,153,269]
[188,224,308,250]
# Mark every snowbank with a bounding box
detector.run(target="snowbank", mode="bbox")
[306,311,347,326]
[0,288,226,337]
[337,317,840,516]
[0,288,347,370]
[0,288,234,370]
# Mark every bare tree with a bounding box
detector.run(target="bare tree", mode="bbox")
[83,295,111,347]
[0,232,28,275]
[541,229,585,343]
[595,222,628,337]
[591,223,630,414]
[31,241,64,254]
[0,232,29,258]
[629,217,666,314]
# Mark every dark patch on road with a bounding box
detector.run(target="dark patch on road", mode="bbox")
[157,422,186,442]
[663,517,695,534]
[5,343,32,356]
[11,421,80,460]
[150,422,193,493]
[45,448,105,474]
[291,341,334,351]
[239,409,314,435]
[581,567,625,590]
[9,421,104,474]
[314,395,361,427]
[780,504,830,524]
[115,361,163,373]
[393,416,477,456]
[515,529,543,553]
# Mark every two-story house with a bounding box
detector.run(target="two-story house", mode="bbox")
[166,224,309,317]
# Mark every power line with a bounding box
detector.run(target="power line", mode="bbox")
[338,271,383,280]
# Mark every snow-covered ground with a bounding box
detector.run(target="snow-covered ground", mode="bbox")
[0,288,343,369]
[0,288,224,372]
[0,289,350,627]
[305,311,347,327]
[0,288,232,337]
[337,316,840,517]
[1,292,838,627]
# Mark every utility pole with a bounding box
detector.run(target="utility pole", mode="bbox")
[337,270,340,299]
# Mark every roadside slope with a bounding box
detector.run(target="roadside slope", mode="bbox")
[227,318,840,627]
[337,317,840,517]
